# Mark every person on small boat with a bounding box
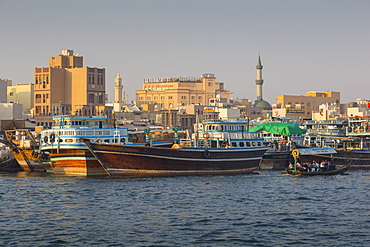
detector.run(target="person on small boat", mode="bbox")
[296,162,302,171]
[320,161,327,171]
[314,161,320,172]
[327,160,335,170]
[288,162,294,170]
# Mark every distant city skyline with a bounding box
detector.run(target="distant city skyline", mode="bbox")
[1,0,369,104]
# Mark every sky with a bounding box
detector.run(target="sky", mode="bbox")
[1,0,370,104]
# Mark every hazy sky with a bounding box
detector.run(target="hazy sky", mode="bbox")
[1,0,369,104]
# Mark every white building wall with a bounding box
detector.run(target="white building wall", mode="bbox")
[217,108,240,119]
[0,103,23,120]
[347,107,369,117]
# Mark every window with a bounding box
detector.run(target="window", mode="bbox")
[181,96,186,99]
[147,97,151,100]
[35,94,42,103]
[208,82,212,86]
[154,96,158,100]
[198,96,202,99]
[169,103,173,108]
[161,96,165,100]
[89,94,94,103]
[9,92,13,96]
[168,96,173,99]
[98,94,103,104]
[191,96,195,99]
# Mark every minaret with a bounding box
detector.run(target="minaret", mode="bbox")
[255,54,264,101]
[114,73,123,103]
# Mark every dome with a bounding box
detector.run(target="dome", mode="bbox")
[253,100,272,110]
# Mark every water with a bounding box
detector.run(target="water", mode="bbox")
[0,170,369,247]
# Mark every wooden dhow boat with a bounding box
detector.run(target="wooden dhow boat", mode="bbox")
[39,115,186,175]
[3,129,47,172]
[82,119,269,176]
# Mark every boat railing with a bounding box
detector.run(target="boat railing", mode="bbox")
[179,139,212,148]
[41,128,128,138]
[228,132,262,139]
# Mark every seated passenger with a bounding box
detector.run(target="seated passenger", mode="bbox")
[313,161,319,172]
[321,161,328,171]
[288,162,294,170]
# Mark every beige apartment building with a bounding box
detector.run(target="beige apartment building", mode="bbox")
[273,91,340,119]
[136,73,231,110]
[34,50,106,118]
[7,83,34,114]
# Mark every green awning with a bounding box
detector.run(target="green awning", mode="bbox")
[248,122,307,136]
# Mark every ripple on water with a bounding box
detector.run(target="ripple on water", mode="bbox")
[0,170,369,246]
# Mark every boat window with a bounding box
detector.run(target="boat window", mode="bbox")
[86,131,94,136]
[231,142,237,147]
[65,139,73,143]
[252,142,256,146]
[104,139,109,143]
[114,139,118,143]
[246,142,251,147]
[120,138,126,143]
[239,142,245,147]
[257,142,262,146]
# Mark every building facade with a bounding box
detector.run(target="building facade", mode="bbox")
[0,79,12,103]
[274,91,340,119]
[7,83,34,114]
[136,73,231,110]
[34,50,106,118]
[0,103,23,120]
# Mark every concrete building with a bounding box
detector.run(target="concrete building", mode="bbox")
[136,73,231,110]
[0,79,12,103]
[218,108,241,120]
[34,49,106,119]
[346,99,370,117]
[274,91,340,119]
[7,83,34,114]
[311,103,343,121]
[0,103,23,120]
